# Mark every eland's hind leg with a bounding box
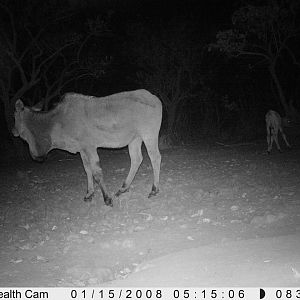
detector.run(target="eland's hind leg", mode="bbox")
[273,132,282,152]
[144,137,161,198]
[116,137,143,196]
[279,127,291,148]
[267,127,272,153]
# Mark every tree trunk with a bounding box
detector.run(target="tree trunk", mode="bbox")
[2,95,14,132]
[288,98,300,120]
[269,63,289,116]
[166,105,177,137]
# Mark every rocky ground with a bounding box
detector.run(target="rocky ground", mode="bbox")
[0,139,299,286]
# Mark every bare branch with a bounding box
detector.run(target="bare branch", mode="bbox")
[284,45,300,67]
[233,49,270,61]
[60,73,92,90]
[0,2,17,51]
[76,33,92,62]
[0,78,6,97]
[5,49,28,85]
[271,22,280,53]
[34,41,75,78]
[20,26,44,62]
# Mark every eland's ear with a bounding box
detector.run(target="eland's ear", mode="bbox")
[15,99,24,112]
[12,127,19,137]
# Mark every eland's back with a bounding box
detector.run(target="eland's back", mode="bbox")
[54,89,162,148]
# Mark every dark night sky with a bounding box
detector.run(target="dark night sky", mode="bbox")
[87,0,233,29]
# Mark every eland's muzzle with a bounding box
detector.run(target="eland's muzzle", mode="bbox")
[31,153,46,162]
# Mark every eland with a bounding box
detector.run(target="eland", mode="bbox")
[12,89,162,206]
[265,109,291,154]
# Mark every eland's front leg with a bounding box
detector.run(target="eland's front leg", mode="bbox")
[80,149,112,206]
[80,150,95,202]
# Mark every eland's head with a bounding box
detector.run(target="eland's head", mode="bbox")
[12,99,48,161]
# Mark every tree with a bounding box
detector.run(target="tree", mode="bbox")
[35,15,112,110]
[211,0,300,118]
[125,19,206,139]
[0,1,75,127]
[0,1,111,131]
[0,1,112,159]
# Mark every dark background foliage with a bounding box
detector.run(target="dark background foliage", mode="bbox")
[1,0,299,161]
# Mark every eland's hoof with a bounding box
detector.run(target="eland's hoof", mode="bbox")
[84,193,94,202]
[115,188,129,197]
[148,185,159,198]
[104,196,113,207]
[116,182,129,197]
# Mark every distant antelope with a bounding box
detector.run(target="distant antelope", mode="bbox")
[265,110,291,154]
